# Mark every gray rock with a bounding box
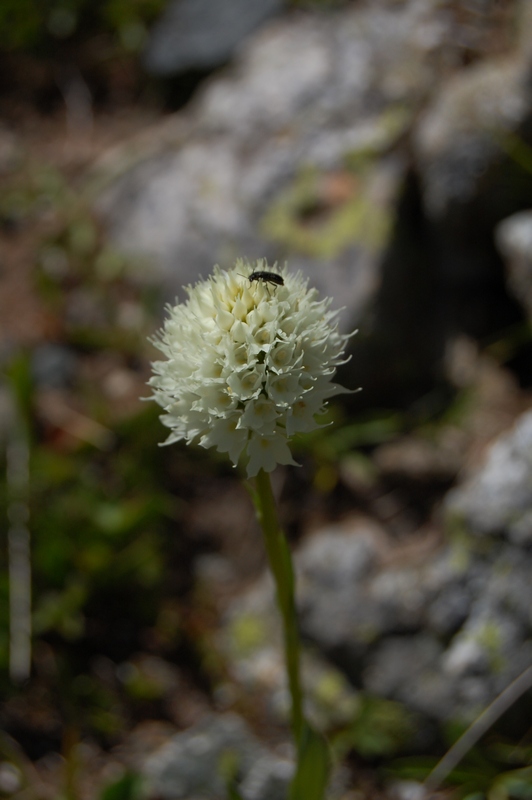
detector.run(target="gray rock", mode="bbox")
[364,635,453,720]
[415,55,532,217]
[442,608,523,681]
[239,756,294,800]
[425,582,471,637]
[446,410,532,543]
[193,499,532,730]
[143,0,284,76]
[96,1,530,411]
[414,0,532,220]
[410,3,532,344]
[31,343,77,389]
[296,522,385,652]
[440,599,532,716]
[98,0,466,329]
[496,210,532,319]
[390,780,425,800]
[294,515,532,722]
[95,0,532,412]
[468,543,532,631]
[297,522,475,651]
[142,713,293,800]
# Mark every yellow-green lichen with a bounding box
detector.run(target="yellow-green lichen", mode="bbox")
[261,163,392,260]
[476,621,505,673]
[228,612,270,658]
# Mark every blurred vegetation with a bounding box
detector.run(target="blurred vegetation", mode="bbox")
[0,0,358,58]
[2,144,532,800]
[1,4,532,797]
[0,149,208,777]
[0,146,435,798]
[0,0,165,55]
[390,723,532,800]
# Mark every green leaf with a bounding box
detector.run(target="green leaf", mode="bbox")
[218,749,245,800]
[289,724,331,800]
[226,783,246,800]
[5,351,33,432]
[490,767,532,800]
[99,771,143,800]
[335,695,414,759]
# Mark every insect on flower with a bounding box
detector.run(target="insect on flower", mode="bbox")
[247,269,285,288]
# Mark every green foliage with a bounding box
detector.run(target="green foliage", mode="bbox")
[99,770,143,800]
[0,0,166,54]
[0,0,43,51]
[228,611,269,658]
[390,733,532,800]
[0,149,189,739]
[291,407,403,481]
[335,695,416,760]
[4,353,33,431]
[296,410,403,460]
[225,784,246,800]
[0,380,183,716]
[219,750,245,800]
[29,411,179,642]
[0,163,68,227]
[289,723,331,800]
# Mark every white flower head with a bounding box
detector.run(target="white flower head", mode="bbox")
[149,259,354,478]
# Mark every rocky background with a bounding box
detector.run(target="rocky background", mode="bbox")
[2,1,532,799]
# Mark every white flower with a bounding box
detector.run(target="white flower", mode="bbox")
[149,259,354,478]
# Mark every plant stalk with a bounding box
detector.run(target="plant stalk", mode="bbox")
[254,469,304,743]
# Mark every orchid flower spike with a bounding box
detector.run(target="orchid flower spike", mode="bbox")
[149,259,355,477]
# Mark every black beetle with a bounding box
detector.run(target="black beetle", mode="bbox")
[247,270,284,288]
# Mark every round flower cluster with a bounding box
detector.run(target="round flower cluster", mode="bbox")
[149,260,353,477]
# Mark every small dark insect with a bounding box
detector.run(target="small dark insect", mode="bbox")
[248,270,284,288]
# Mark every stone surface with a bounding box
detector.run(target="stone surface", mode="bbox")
[364,635,451,719]
[409,2,532,342]
[239,757,294,800]
[292,509,532,723]
[296,522,386,652]
[142,713,293,800]
[98,0,472,330]
[446,410,532,544]
[496,209,532,319]
[143,0,284,76]
[95,0,532,410]
[414,55,532,217]
[31,343,77,389]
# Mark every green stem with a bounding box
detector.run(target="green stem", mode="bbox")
[254,469,304,743]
